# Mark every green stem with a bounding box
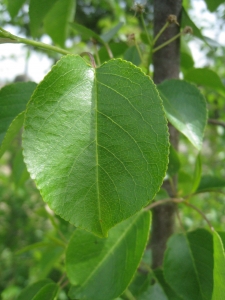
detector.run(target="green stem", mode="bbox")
[153,32,182,53]
[135,41,144,64]
[140,13,152,47]
[0,27,70,55]
[123,289,136,300]
[153,21,170,45]
[104,43,113,59]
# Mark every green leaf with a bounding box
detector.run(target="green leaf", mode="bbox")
[184,68,225,97]
[100,22,124,43]
[7,0,26,18]
[204,0,224,12]
[98,42,128,63]
[70,22,105,43]
[191,154,202,193]
[212,231,225,300]
[123,46,141,66]
[158,79,207,150]
[17,279,53,300]
[164,229,213,300]
[154,269,182,300]
[178,170,193,196]
[196,175,225,193]
[33,245,64,280]
[0,112,24,159]
[180,37,194,70]
[29,0,59,37]
[0,82,36,145]
[32,283,58,300]
[167,145,180,177]
[66,211,151,300]
[44,0,76,47]
[23,55,169,237]
[181,8,208,45]
[12,149,30,187]
[139,282,168,300]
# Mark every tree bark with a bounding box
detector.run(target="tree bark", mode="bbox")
[149,0,182,269]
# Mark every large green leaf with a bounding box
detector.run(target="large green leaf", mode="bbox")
[29,0,58,37]
[44,0,76,47]
[184,68,225,97]
[0,82,36,145]
[66,211,151,300]
[164,229,213,300]
[212,231,225,300]
[7,0,26,18]
[22,55,169,237]
[158,79,207,150]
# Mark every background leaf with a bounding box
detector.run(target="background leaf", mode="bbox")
[191,154,202,192]
[23,55,169,237]
[7,0,26,18]
[184,68,225,97]
[29,0,58,37]
[158,79,207,150]
[67,211,151,300]
[196,175,225,193]
[0,82,36,145]
[100,22,124,43]
[212,231,225,300]
[43,0,76,47]
[17,279,53,300]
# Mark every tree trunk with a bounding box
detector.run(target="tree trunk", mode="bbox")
[149,0,182,269]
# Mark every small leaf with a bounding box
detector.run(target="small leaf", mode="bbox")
[32,283,58,300]
[23,55,169,237]
[158,79,207,150]
[7,0,26,18]
[70,23,105,43]
[44,0,76,47]
[0,82,36,145]
[212,231,225,300]
[0,112,24,158]
[17,279,53,300]
[191,154,202,192]
[167,145,180,177]
[66,211,151,300]
[204,0,224,12]
[196,175,225,193]
[100,22,124,43]
[123,46,141,66]
[29,0,58,37]
[181,8,208,45]
[184,68,225,97]
[139,282,168,300]
[12,149,30,187]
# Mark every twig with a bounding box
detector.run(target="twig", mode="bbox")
[144,197,183,211]
[208,118,225,128]
[183,201,214,231]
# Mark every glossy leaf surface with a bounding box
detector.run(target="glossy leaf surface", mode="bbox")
[67,211,151,300]
[158,79,207,150]
[23,55,169,237]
